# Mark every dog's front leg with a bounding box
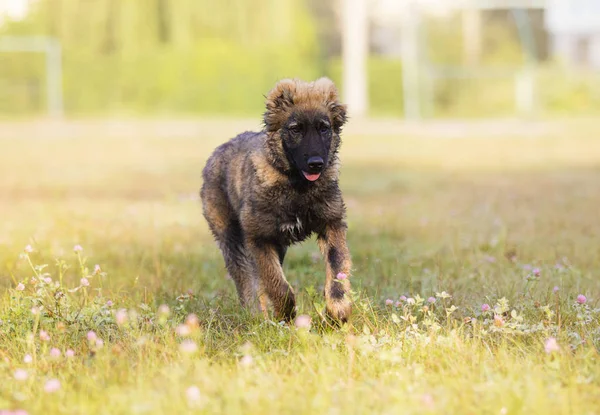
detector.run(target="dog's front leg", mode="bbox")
[319,221,352,323]
[247,239,296,322]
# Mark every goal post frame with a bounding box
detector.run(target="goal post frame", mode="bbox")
[0,36,63,117]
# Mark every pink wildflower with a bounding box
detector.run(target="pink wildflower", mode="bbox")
[176,324,191,336]
[185,314,200,330]
[179,340,198,354]
[240,355,253,367]
[14,369,28,381]
[186,385,201,404]
[295,314,312,330]
[483,255,496,263]
[544,337,560,354]
[115,309,128,326]
[421,394,435,409]
[158,304,170,316]
[44,379,61,393]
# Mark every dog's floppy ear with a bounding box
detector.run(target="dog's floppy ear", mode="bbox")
[264,79,297,133]
[315,77,347,133]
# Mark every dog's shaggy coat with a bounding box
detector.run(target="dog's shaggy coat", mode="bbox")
[200,78,352,322]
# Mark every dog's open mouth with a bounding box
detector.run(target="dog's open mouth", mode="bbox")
[302,171,321,182]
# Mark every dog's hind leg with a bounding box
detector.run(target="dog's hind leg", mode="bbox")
[246,240,296,322]
[218,222,262,312]
[201,187,261,313]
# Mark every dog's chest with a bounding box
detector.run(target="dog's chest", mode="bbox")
[270,190,328,244]
[278,208,322,244]
[280,216,304,235]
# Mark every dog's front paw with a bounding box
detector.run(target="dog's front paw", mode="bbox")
[325,299,352,325]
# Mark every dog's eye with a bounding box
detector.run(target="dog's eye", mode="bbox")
[319,122,330,133]
[288,124,302,134]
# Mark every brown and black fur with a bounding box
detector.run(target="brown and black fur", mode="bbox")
[200,78,352,323]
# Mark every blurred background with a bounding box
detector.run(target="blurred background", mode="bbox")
[1,0,599,120]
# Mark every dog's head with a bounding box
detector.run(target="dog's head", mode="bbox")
[263,78,347,182]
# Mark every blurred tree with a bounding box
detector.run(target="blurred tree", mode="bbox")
[0,0,588,117]
[306,0,342,58]
[102,0,118,54]
[47,0,61,38]
[156,0,170,44]
[1,0,325,115]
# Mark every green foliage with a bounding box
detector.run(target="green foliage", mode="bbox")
[0,0,321,115]
[537,66,600,114]
[59,41,321,116]
[1,2,600,117]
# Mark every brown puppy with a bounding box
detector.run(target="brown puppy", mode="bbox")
[200,78,352,323]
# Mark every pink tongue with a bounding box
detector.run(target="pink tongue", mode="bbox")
[303,172,321,182]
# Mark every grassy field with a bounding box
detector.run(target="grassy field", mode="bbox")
[1,119,600,414]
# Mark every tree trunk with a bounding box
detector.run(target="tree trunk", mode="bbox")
[103,0,119,54]
[156,0,170,44]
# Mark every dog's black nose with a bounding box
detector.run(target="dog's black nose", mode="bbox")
[307,156,324,172]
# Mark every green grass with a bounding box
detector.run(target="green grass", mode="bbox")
[1,120,600,414]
